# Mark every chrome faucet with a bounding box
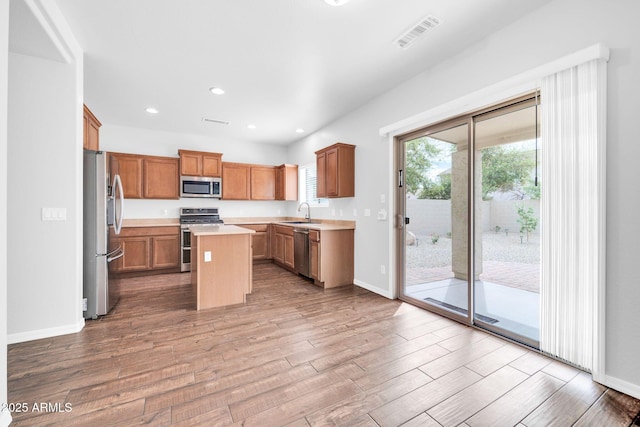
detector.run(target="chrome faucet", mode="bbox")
[298,202,311,222]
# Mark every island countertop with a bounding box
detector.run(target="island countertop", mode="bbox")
[189,224,257,236]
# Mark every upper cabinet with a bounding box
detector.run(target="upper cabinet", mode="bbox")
[276,164,298,201]
[143,157,180,199]
[250,165,277,200]
[223,162,296,201]
[110,152,179,200]
[222,162,251,200]
[83,104,101,151]
[178,150,222,177]
[315,143,355,198]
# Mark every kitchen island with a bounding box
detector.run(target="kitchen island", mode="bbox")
[190,224,256,310]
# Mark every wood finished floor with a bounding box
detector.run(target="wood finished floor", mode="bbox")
[7,263,640,426]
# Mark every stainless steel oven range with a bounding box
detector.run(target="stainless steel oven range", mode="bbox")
[179,207,223,272]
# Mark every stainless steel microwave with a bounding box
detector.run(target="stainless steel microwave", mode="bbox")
[180,176,222,198]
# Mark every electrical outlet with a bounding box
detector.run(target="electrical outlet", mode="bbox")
[364,209,371,217]
[82,298,87,311]
[380,194,386,203]
[353,208,357,216]
[380,265,386,274]
[204,251,212,262]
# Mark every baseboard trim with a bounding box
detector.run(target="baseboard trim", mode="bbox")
[0,410,12,427]
[354,279,394,299]
[602,374,640,400]
[7,319,85,344]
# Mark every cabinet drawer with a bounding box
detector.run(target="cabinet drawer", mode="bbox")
[274,225,294,236]
[309,230,320,242]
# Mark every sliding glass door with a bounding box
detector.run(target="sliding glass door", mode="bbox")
[472,101,540,347]
[399,95,541,347]
[400,120,470,323]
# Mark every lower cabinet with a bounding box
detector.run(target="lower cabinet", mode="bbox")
[309,229,354,288]
[309,230,320,281]
[239,224,270,260]
[109,226,180,275]
[272,225,294,269]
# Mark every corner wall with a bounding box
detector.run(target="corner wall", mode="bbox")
[7,1,84,344]
[286,0,640,397]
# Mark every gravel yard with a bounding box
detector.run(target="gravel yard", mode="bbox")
[407,231,540,269]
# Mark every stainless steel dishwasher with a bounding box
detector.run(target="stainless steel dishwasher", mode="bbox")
[293,227,310,277]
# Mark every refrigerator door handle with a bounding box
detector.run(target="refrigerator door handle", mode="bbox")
[113,173,125,235]
[107,246,124,263]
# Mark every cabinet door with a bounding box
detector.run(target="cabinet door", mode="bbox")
[274,233,284,263]
[180,152,202,176]
[326,148,339,197]
[116,237,151,271]
[251,166,276,200]
[222,163,251,200]
[202,154,222,177]
[251,232,268,260]
[242,224,269,260]
[143,157,179,199]
[114,154,144,199]
[276,164,298,201]
[152,235,180,269]
[83,105,101,151]
[316,152,327,198]
[310,240,320,281]
[283,234,294,269]
[275,167,284,200]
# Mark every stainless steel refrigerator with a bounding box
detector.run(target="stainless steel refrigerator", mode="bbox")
[83,150,125,319]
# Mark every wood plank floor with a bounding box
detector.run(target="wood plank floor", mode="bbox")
[7,263,640,426]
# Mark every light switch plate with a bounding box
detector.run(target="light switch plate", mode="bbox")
[204,251,212,262]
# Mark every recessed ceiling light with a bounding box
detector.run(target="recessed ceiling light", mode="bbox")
[209,87,225,95]
[324,0,349,5]
[145,107,159,114]
[248,124,256,129]
[295,128,305,133]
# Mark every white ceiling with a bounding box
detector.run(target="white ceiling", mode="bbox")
[49,0,550,145]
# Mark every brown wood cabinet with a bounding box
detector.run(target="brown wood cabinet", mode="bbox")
[178,150,222,177]
[109,226,180,275]
[272,225,294,269]
[315,143,355,198]
[222,162,251,200]
[143,157,179,199]
[276,164,298,201]
[240,224,270,260]
[112,153,143,199]
[308,228,354,288]
[109,152,179,199]
[83,104,101,151]
[223,162,290,201]
[309,230,320,281]
[251,166,276,200]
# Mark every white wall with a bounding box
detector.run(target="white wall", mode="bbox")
[100,124,299,219]
[287,0,640,396]
[7,51,84,342]
[0,1,10,424]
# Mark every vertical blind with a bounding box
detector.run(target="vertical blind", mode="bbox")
[540,58,607,373]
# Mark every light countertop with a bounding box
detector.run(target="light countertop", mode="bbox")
[122,218,179,228]
[122,217,355,231]
[189,224,256,236]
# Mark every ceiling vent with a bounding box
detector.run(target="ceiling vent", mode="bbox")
[394,15,441,49]
[201,117,230,125]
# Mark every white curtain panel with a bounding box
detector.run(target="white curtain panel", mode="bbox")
[540,58,607,372]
